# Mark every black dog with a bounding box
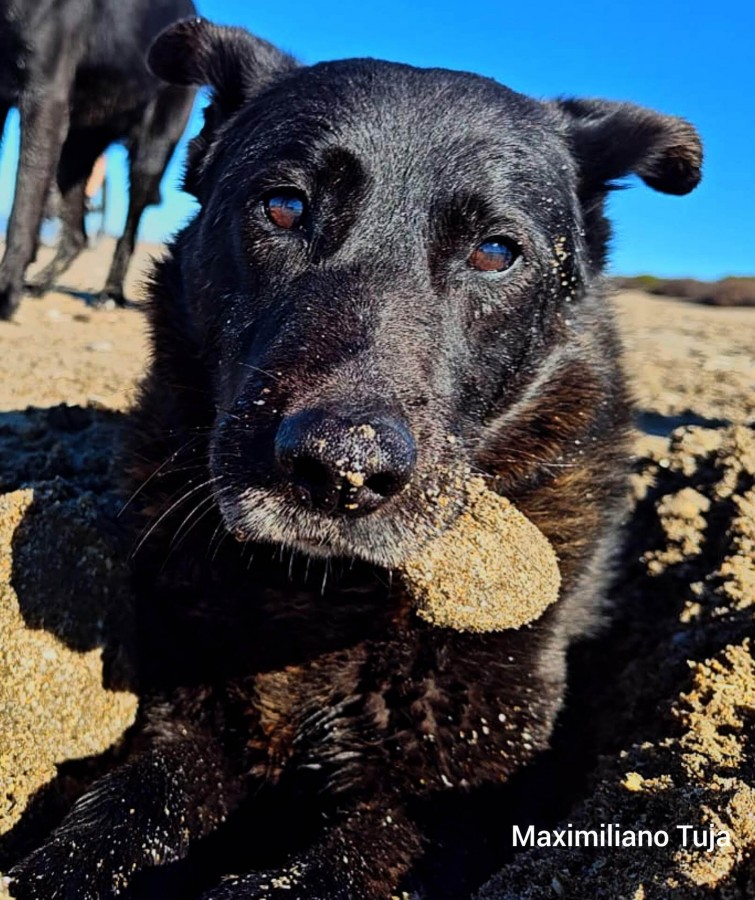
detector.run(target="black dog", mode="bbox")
[0,0,196,319]
[9,18,701,899]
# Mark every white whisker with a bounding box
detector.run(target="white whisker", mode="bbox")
[130,476,221,559]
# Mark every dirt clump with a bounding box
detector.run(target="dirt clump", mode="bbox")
[401,477,561,632]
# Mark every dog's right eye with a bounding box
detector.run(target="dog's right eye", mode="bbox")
[264,192,307,230]
[469,238,518,273]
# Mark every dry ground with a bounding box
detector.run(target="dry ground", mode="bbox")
[0,240,156,413]
[2,247,752,424]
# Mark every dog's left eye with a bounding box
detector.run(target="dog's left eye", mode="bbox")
[469,238,518,272]
[264,192,306,230]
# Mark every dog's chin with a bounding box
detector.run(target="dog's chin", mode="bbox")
[215,485,424,568]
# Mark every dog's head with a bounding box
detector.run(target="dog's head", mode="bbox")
[148,19,701,567]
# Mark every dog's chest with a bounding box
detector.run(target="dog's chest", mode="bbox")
[238,626,557,798]
[151,559,562,794]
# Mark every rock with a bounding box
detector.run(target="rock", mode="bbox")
[85,340,113,353]
[400,477,561,632]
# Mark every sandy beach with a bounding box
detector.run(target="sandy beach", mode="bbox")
[0,240,753,897]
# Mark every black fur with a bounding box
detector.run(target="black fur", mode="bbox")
[9,18,702,899]
[0,0,196,318]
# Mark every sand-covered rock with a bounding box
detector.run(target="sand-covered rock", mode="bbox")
[401,477,561,632]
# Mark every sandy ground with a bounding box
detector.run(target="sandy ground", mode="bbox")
[2,247,752,422]
[0,242,753,896]
[618,288,754,427]
[0,239,157,413]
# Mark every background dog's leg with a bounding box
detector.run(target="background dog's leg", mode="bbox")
[0,53,77,319]
[29,127,112,296]
[0,103,8,147]
[8,726,245,899]
[200,802,424,900]
[101,85,193,306]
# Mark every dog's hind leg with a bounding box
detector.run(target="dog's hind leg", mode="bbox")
[100,85,194,307]
[0,44,81,319]
[29,127,112,297]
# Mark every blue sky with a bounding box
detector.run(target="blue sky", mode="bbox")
[1,0,753,278]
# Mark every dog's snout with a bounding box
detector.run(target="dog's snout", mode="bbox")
[275,410,416,516]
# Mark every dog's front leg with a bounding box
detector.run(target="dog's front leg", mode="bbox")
[201,802,423,900]
[8,725,244,899]
[0,39,80,319]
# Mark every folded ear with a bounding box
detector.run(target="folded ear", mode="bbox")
[148,18,298,197]
[552,98,702,196]
[149,17,297,117]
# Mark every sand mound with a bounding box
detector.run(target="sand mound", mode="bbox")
[0,406,137,846]
[478,424,755,899]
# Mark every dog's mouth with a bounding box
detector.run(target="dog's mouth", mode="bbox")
[211,462,471,569]
[207,400,474,567]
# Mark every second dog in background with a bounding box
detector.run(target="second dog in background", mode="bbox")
[0,0,196,318]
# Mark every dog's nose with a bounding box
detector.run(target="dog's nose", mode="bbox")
[275,409,416,516]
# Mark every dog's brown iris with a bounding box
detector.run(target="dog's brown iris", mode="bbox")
[265,193,305,229]
[469,239,517,272]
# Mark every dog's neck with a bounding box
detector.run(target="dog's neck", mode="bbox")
[127,446,410,683]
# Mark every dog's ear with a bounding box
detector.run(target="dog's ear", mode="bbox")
[552,98,702,196]
[148,19,297,198]
[148,18,297,118]
[551,99,702,269]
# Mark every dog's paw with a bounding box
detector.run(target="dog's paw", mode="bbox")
[201,859,347,900]
[8,844,105,900]
[0,283,22,320]
[96,289,128,309]
[9,832,132,900]
[24,280,49,298]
